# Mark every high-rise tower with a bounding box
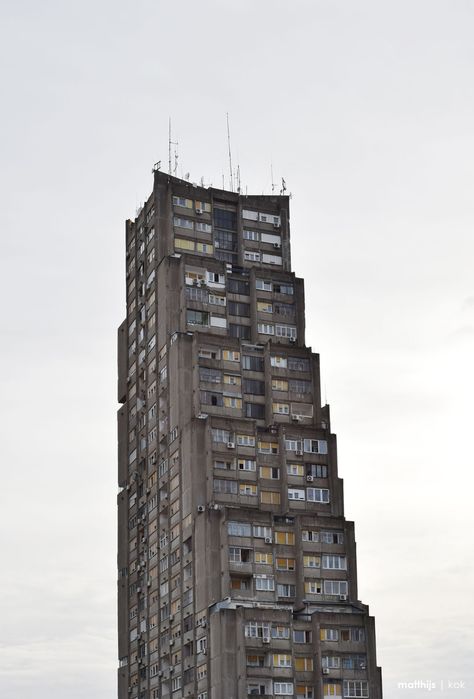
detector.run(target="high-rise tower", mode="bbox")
[117,170,383,699]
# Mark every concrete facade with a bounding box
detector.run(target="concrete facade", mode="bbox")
[117,170,383,699]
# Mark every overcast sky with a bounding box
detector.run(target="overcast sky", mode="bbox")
[1,1,473,698]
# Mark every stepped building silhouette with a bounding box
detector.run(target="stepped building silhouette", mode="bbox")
[117,169,383,699]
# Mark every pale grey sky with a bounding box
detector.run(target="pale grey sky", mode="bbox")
[1,1,473,697]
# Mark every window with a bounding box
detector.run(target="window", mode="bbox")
[243,378,265,394]
[258,300,273,313]
[257,322,274,335]
[262,253,282,265]
[322,656,341,669]
[258,440,279,454]
[255,552,273,564]
[274,301,294,316]
[296,686,314,699]
[290,379,312,394]
[200,390,223,407]
[211,428,231,443]
[213,478,237,494]
[173,196,193,208]
[307,464,328,478]
[214,208,237,229]
[320,628,339,642]
[209,293,226,306]
[175,237,195,252]
[199,367,221,383]
[275,323,297,339]
[260,490,281,504]
[276,557,296,571]
[229,546,252,563]
[242,355,265,372]
[272,625,290,639]
[242,209,259,221]
[197,664,207,680]
[247,654,266,667]
[340,628,365,642]
[206,270,225,285]
[196,636,207,654]
[273,682,293,696]
[304,439,328,454]
[224,395,242,409]
[307,488,330,503]
[174,216,193,229]
[243,229,260,241]
[255,575,275,591]
[324,580,348,596]
[272,378,288,391]
[229,301,250,316]
[342,655,367,670]
[287,463,304,477]
[171,675,182,691]
[273,402,290,415]
[321,531,344,544]
[323,555,347,570]
[237,433,255,446]
[273,282,293,295]
[273,654,292,667]
[199,346,220,360]
[253,525,272,538]
[228,521,252,537]
[228,278,250,295]
[245,403,266,419]
[245,621,271,638]
[259,466,280,479]
[244,251,261,262]
[229,323,251,340]
[215,459,235,471]
[343,681,369,698]
[275,531,295,545]
[256,278,272,292]
[238,459,256,471]
[271,355,287,368]
[288,356,310,372]
[187,309,209,326]
[293,629,311,643]
[302,530,319,542]
[304,580,322,594]
[195,200,211,213]
[303,555,320,568]
[288,488,305,501]
[196,221,212,234]
[224,374,242,386]
[240,483,257,496]
[277,583,296,597]
[294,657,313,671]
[222,349,240,362]
[186,285,208,302]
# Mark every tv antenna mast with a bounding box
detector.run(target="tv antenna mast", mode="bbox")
[271,162,276,194]
[226,113,233,192]
[168,118,178,176]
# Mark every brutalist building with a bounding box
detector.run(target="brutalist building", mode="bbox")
[117,170,383,699]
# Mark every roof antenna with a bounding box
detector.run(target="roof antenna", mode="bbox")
[169,118,179,177]
[280,177,287,195]
[271,162,276,194]
[226,112,233,192]
[236,165,241,194]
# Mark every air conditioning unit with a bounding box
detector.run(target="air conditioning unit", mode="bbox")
[202,648,207,655]
[158,670,163,678]
[197,505,206,513]
[289,337,296,343]
[306,475,314,482]
[147,580,151,587]
[273,243,281,249]
[195,208,203,214]
[296,449,303,456]
[193,279,199,286]
[169,640,174,646]
[146,487,151,494]
[339,594,348,601]
[200,619,207,628]
[227,442,235,449]
[322,668,330,675]
[264,537,273,544]
[360,664,367,670]
[141,536,147,543]
[137,586,142,593]
[292,415,302,422]
[262,636,270,644]
[273,222,280,228]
